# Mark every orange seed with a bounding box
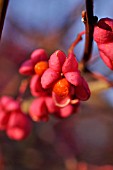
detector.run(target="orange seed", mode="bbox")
[53,78,70,98]
[34,61,48,76]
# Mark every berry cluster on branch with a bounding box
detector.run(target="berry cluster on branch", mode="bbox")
[0,0,113,141]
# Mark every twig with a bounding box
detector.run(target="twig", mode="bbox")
[68,31,85,54]
[17,78,30,102]
[0,0,9,40]
[82,0,94,64]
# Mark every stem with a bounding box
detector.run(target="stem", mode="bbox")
[17,78,29,102]
[0,0,9,40]
[68,31,85,54]
[82,0,94,64]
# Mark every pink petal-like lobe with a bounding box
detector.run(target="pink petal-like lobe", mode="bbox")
[62,53,78,73]
[0,96,20,112]
[49,50,66,72]
[94,18,113,44]
[75,78,90,101]
[6,100,20,112]
[99,51,113,70]
[0,109,11,130]
[94,18,113,70]
[29,97,49,122]
[64,71,82,86]
[30,75,46,97]
[19,59,34,75]
[6,111,32,140]
[45,96,57,114]
[31,49,48,64]
[41,68,60,88]
[98,43,113,70]
[0,96,13,107]
[55,104,74,118]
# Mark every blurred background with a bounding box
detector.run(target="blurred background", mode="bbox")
[0,0,113,169]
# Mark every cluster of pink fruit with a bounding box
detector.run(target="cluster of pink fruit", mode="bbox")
[0,96,32,140]
[0,17,113,140]
[19,49,91,121]
[0,49,91,140]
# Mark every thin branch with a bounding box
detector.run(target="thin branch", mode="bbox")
[68,31,85,54]
[17,78,30,102]
[0,0,9,40]
[82,0,94,64]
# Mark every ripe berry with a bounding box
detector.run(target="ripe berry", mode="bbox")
[53,78,70,98]
[34,61,48,76]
